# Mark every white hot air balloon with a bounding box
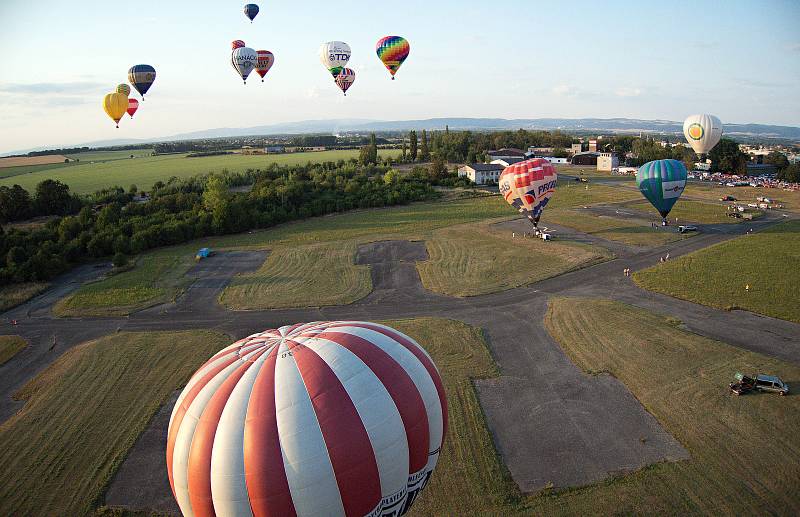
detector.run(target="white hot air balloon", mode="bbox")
[166,321,448,517]
[231,46,258,84]
[683,114,723,157]
[319,41,351,77]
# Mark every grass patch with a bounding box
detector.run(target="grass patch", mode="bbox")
[0,335,27,365]
[0,330,231,516]
[634,220,800,323]
[417,221,610,296]
[0,282,49,312]
[538,297,800,515]
[0,149,399,194]
[54,247,196,316]
[546,208,687,246]
[221,242,371,309]
[548,180,641,208]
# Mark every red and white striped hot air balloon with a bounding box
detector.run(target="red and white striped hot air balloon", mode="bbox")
[166,321,447,517]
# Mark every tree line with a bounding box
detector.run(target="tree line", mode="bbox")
[0,160,441,286]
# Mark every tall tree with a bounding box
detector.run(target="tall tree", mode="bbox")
[409,130,418,161]
[420,130,430,161]
[709,138,748,174]
[34,179,75,216]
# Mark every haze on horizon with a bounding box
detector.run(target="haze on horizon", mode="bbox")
[1,0,798,154]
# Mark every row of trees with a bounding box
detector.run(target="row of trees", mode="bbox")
[0,161,442,285]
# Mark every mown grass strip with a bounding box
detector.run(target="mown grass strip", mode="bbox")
[0,330,230,516]
[634,220,800,323]
[0,335,27,366]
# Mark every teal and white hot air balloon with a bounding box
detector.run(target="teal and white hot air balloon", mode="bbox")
[636,159,687,225]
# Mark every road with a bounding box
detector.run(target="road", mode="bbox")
[1,206,798,513]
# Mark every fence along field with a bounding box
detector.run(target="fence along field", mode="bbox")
[0,149,401,194]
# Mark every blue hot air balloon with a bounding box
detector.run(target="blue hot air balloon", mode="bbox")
[636,159,688,224]
[243,3,259,22]
[127,65,156,99]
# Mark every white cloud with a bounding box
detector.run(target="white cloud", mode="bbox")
[616,87,643,97]
[552,84,579,97]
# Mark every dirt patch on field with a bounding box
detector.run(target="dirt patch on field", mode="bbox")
[0,155,68,168]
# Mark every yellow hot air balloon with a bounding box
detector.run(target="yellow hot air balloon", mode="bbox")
[103,92,128,128]
[116,84,131,96]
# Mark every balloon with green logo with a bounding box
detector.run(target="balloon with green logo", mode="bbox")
[636,159,687,225]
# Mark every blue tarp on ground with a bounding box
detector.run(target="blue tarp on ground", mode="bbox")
[197,248,211,258]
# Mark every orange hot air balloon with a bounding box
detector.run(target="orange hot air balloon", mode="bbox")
[127,98,139,118]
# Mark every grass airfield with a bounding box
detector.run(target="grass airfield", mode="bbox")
[1,163,799,516]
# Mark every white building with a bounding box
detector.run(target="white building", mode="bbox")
[597,152,619,172]
[458,163,505,185]
[542,157,569,164]
[490,158,524,167]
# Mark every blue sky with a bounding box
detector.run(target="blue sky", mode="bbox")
[1,0,798,153]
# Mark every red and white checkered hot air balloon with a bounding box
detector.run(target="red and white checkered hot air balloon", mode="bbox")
[499,157,558,228]
[166,321,447,517]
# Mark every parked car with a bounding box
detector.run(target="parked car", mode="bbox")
[678,225,698,234]
[720,195,736,201]
[754,374,789,395]
[730,373,789,396]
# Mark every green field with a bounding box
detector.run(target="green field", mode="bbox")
[64,149,155,162]
[0,282,49,312]
[0,335,27,366]
[221,242,372,309]
[537,297,800,515]
[54,246,196,317]
[547,180,641,209]
[417,221,609,296]
[0,162,79,180]
[0,330,230,516]
[0,149,400,194]
[546,208,688,246]
[634,220,800,323]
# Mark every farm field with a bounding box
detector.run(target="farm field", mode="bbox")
[0,335,27,366]
[0,154,68,168]
[0,149,400,194]
[634,220,800,323]
[0,282,49,313]
[536,297,800,515]
[548,180,641,209]
[545,208,688,246]
[417,221,610,296]
[0,330,231,517]
[54,246,196,317]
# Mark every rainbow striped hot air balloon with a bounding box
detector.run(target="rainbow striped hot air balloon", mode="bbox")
[376,36,410,80]
[166,321,447,517]
[636,159,688,224]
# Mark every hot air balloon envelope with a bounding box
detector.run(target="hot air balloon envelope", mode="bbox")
[683,114,723,156]
[127,98,139,118]
[376,36,410,79]
[319,41,351,77]
[231,46,257,83]
[116,84,130,97]
[255,50,274,80]
[244,3,259,21]
[231,39,246,50]
[103,92,128,128]
[335,68,355,95]
[499,158,558,226]
[166,321,447,517]
[636,159,687,221]
[128,65,156,98]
